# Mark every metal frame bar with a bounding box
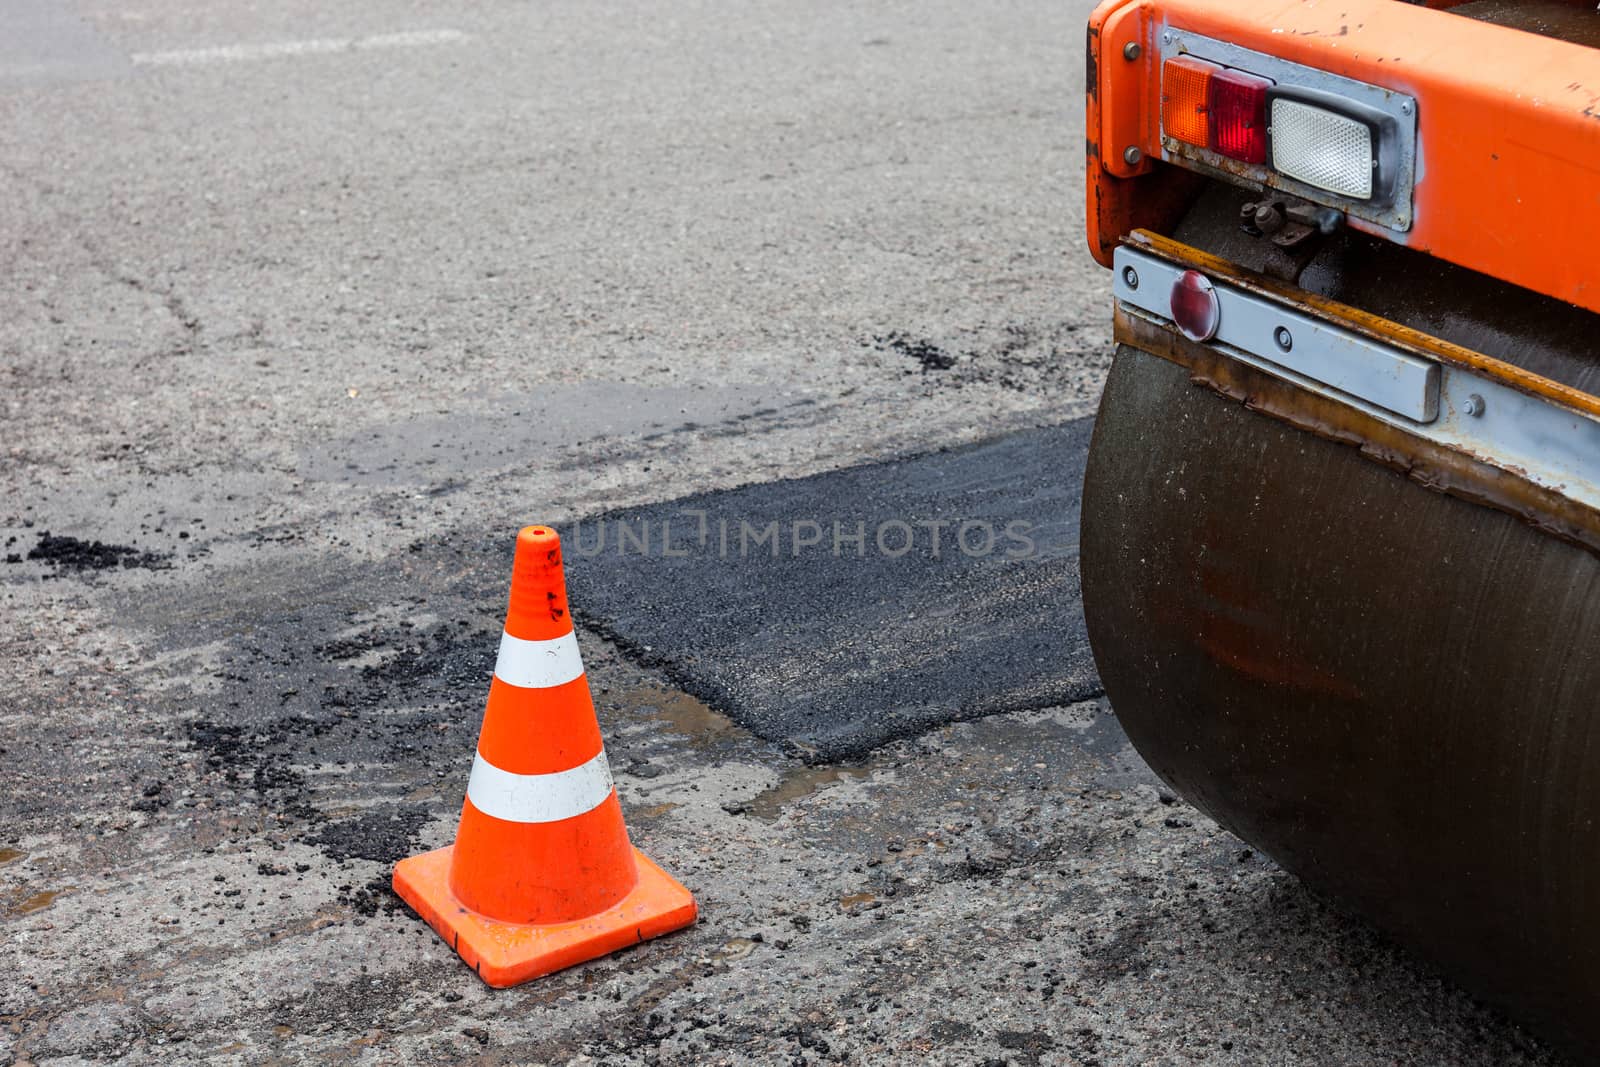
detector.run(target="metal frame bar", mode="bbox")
[1116,249,1438,422]
[1113,238,1600,516]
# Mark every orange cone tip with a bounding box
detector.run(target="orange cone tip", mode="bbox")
[392,525,697,986]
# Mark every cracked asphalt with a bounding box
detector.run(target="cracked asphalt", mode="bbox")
[0,0,1568,1064]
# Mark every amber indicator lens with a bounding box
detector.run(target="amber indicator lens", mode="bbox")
[1161,57,1218,147]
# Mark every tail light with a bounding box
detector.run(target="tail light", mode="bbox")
[1154,33,1416,233]
[1210,69,1271,164]
[1159,59,1272,165]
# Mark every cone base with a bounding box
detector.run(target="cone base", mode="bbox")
[392,845,696,988]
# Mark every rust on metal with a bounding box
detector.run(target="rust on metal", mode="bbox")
[1153,591,1367,699]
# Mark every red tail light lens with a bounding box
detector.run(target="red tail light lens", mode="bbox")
[1171,270,1220,341]
[1209,69,1271,164]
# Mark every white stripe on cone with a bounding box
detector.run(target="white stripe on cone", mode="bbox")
[465,749,615,824]
[493,630,585,690]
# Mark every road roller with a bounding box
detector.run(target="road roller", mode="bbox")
[1081,0,1600,1056]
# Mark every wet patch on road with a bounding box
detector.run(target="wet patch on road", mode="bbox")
[740,765,870,821]
[24,536,781,879]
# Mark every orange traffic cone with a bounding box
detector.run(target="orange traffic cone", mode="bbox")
[393,525,697,986]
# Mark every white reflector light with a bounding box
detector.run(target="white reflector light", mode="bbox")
[1270,98,1374,199]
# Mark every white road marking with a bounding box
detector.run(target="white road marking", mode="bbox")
[130,29,467,68]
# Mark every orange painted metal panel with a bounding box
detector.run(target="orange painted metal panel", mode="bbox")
[1087,0,1199,264]
[1093,0,1155,180]
[1087,0,1600,313]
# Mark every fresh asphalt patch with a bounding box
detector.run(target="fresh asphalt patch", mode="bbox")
[564,417,1102,762]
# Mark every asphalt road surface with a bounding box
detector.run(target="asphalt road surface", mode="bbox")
[0,1,1567,1064]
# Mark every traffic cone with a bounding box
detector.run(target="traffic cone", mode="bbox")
[393,525,697,987]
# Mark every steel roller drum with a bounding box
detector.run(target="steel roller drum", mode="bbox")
[1080,190,1600,1056]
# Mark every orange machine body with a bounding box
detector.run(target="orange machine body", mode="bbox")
[1087,0,1600,314]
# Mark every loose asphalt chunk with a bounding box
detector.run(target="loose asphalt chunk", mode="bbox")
[564,417,1101,762]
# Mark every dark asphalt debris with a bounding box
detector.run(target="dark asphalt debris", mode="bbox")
[335,875,404,918]
[18,532,170,575]
[873,331,958,372]
[308,806,432,864]
[868,323,1101,393]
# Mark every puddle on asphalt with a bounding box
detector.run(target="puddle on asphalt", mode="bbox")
[713,937,758,961]
[838,891,877,912]
[0,848,23,865]
[632,802,680,819]
[613,685,739,743]
[607,681,869,819]
[14,889,61,915]
[745,765,869,821]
